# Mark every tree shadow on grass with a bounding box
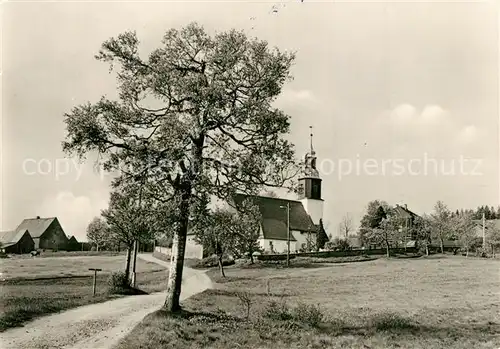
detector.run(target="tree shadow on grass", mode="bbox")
[318,313,500,341]
[207,288,294,298]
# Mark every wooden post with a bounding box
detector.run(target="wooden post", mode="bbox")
[89,268,102,296]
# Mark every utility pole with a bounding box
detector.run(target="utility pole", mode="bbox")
[287,202,290,267]
[280,202,291,267]
[482,212,486,249]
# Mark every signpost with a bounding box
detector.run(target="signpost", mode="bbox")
[88,268,102,296]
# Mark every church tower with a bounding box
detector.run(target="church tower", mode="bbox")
[298,126,324,226]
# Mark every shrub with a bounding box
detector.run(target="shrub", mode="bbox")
[107,271,129,294]
[370,313,416,331]
[291,303,324,327]
[256,254,296,261]
[192,255,235,269]
[263,299,292,321]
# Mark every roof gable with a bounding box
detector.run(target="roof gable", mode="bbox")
[0,229,30,244]
[392,205,419,219]
[16,217,57,238]
[233,194,316,241]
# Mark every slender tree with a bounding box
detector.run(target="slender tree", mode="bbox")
[339,213,353,239]
[411,215,432,256]
[367,212,403,257]
[86,217,110,252]
[101,181,157,285]
[454,213,477,257]
[430,201,453,253]
[62,23,298,312]
[486,222,500,257]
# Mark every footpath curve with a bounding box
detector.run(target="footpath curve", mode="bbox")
[0,253,212,349]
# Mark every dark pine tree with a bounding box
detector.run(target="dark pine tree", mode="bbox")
[316,219,329,250]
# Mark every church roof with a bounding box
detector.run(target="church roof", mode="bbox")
[233,194,317,241]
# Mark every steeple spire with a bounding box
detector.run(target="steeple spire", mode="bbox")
[309,125,315,155]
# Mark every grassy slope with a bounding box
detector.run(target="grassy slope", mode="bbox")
[1,254,163,280]
[0,257,168,331]
[116,256,500,349]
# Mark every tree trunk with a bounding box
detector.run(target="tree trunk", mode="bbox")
[249,252,254,264]
[439,238,444,254]
[130,240,138,287]
[218,254,225,277]
[465,247,469,258]
[425,243,429,256]
[385,241,390,258]
[164,188,190,313]
[124,244,132,284]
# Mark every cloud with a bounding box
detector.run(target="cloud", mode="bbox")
[456,125,478,144]
[36,191,109,242]
[276,89,318,106]
[388,104,449,126]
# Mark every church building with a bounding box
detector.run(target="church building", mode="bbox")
[184,127,325,258]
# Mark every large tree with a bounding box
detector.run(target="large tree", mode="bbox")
[358,200,389,247]
[62,23,298,312]
[86,217,110,251]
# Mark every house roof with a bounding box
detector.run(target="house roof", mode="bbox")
[0,229,30,244]
[392,205,419,219]
[473,219,500,230]
[232,194,316,241]
[68,236,79,243]
[15,217,56,238]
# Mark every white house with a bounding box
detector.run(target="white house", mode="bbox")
[184,127,325,258]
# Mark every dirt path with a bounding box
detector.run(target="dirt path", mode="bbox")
[0,254,212,349]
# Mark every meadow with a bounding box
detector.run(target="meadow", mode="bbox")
[116,256,500,349]
[0,254,167,331]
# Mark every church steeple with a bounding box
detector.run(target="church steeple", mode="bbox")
[298,125,324,226]
[309,125,315,156]
[298,125,322,200]
[303,125,320,179]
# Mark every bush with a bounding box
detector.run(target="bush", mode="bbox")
[369,313,416,331]
[263,299,292,321]
[292,302,323,327]
[192,255,235,269]
[256,254,296,261]
[107,271,129,294]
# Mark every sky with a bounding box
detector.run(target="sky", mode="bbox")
[1,0,499,240]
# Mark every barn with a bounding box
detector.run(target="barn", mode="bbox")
[16,216,69,251]
[0,229,35,254]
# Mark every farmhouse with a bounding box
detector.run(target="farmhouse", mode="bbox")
[185,129,324,258]
[392,203,420,245]
[16,216,69,251]
[0,229,35,254]
[67,235,81,251]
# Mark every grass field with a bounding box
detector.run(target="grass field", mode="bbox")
[1,254,162,280]
[116,256,500,349]
[0,255,168,331]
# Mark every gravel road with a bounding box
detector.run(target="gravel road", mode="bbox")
[0,254,212,349]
